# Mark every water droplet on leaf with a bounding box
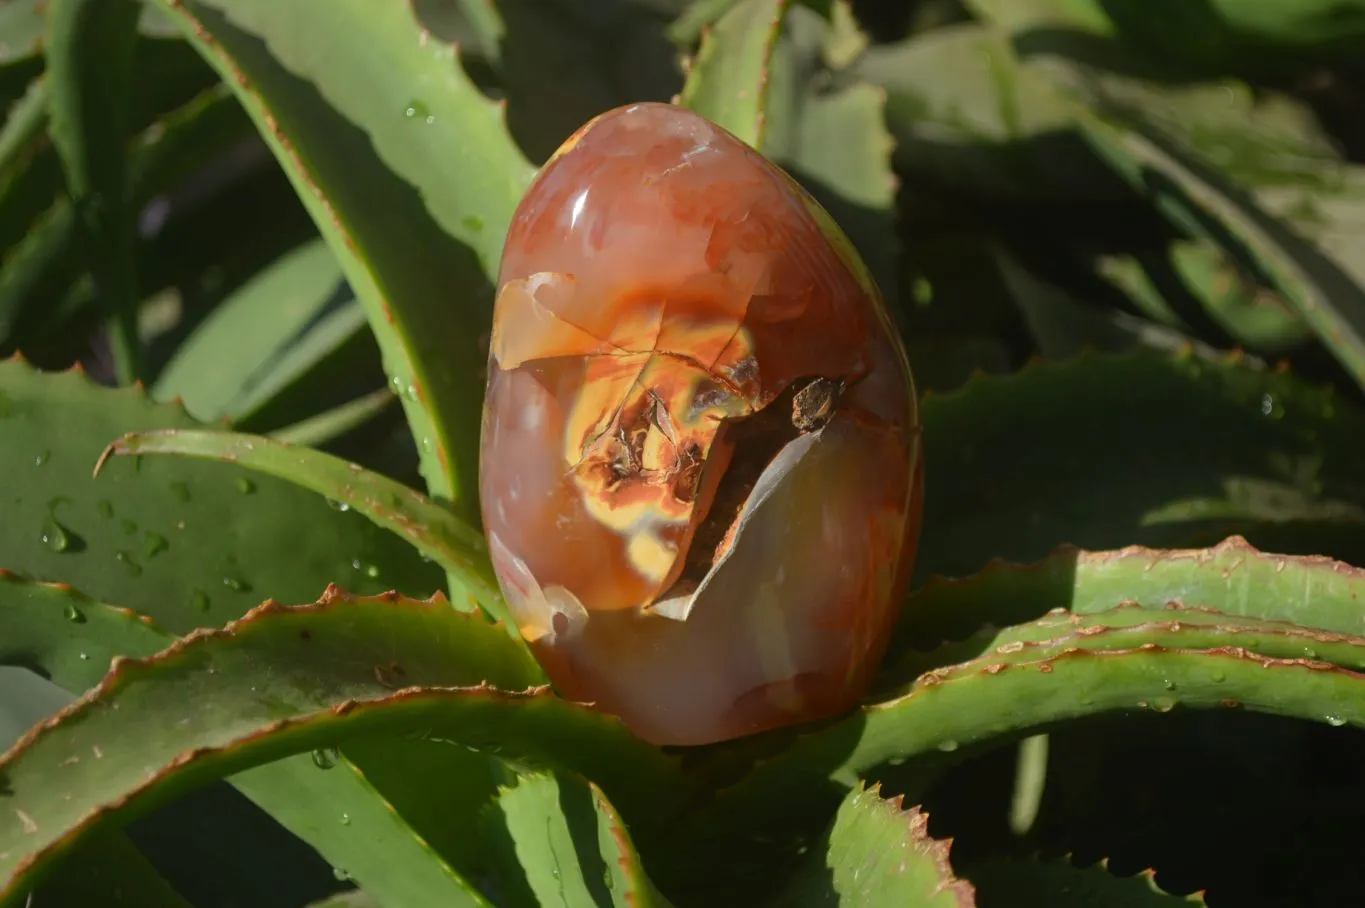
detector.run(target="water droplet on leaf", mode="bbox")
[312,747,340,769]
[64,603,84,623]
[222,576,248,593]
[1326,715,1347,727]
[192,589,210,612]
[33,449,48,466]
[97,500,114,519]
[235,477,255,494]
[325,498,350,512]
[937,739,959,753]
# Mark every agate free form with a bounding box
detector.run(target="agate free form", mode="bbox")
[479,101,923,746]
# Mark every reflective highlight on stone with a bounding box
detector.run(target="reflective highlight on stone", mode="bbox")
[479,101,923,746]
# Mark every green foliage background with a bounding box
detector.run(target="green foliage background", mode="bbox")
[2,0,1365,905]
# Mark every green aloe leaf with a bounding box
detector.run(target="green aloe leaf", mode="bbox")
[0,357,443,632]
[915,348,1365,581]
[677,0,791,148]
[897,536,1365,650]
[0,589,684,901]
[151,0,537,523]
[105,426,519,634]
[43,0,144,382]
[963,855,1205,906]
[777,782,976,907]
[151,238,373,428]
[480,770,674,908]
[0,573,505,908]
[31,829,193,908]
[666,616,1365,899]
[270,387,398,449]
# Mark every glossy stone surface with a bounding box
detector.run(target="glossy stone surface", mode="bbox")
[479,101,922,746]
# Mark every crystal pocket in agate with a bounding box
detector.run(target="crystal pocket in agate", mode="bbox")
[479,102,923,746]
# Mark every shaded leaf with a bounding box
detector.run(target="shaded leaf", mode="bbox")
[915,348,1365,582]
[0,357,443,633]
[777,782,975,907]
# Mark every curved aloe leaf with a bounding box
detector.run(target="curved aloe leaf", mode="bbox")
[0,357,442,631]
[481,770,674,908]
[150,0,536,522]
[776,782,976,907]
[0,574,506,908]
[105,427,520,635]
[44,0,143,382]
[963,854,1205,906]
[0,590,683,901]
[916,348,1365,581]
[677,0,791,148]
[664,614,1365,894]
[897,536,1365,651]
[269,387,397,448]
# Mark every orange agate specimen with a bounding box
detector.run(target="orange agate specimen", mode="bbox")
[479,102,922,746]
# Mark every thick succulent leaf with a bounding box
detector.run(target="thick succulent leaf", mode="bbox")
[898,536,1365,650]
[0,573,506,908]
[852,23,1123,203]
[677,0,790,148]
[0,589,683,900]
[480,770,673,908]
[0,357,443,633]
[663,621,1365,898]
[915,348,1365,581]
[151,238,365,425]
[964,855,1205,906]
[953,10,1365,389]
[105,427,520,635]
[776,782,975,907]
[151,0,536,522]
[43,0,144,382]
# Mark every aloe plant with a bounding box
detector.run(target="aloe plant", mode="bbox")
[2,0,1365,904]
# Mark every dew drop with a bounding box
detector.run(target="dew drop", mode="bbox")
[142,532,168,558]
[97,500,114,519]
[1162,679,1176,691]
[33,449,49,466]
[222,576,248,593]
[325,498,350,512]
[340,812,351,826]
[331,867,351,882]
[1326,715,1347,727]
[603,867,614,890]
[170,482,191,503]
[41,518,70,553]
[352,559,381,579]
[192,589,211,612]
[1210,670,1226,682]
[463,214,484,233]
[403,99,430,120]
[312,747,340,769]
[115,551,142,577]
[1304,647,1319,659]
[937,739,959,753]
[78,652,89,661]
[1152,697,1177,713]
[235,477,255,494]
[64,603,85,623]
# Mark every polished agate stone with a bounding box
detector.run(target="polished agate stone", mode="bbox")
[479,101,922,746]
